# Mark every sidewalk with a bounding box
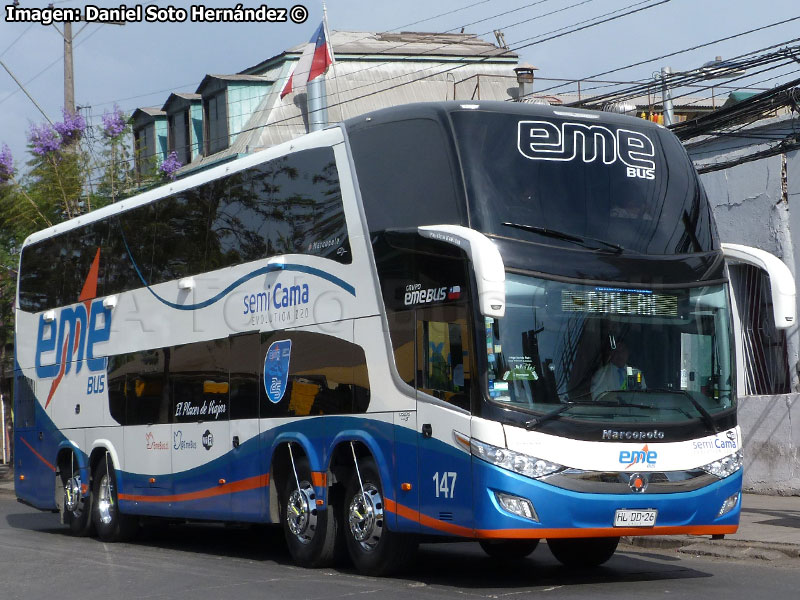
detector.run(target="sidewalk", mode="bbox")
[623,493,800,561]
[0,466,797,560]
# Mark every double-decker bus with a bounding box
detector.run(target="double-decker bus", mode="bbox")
[13,101,795,575]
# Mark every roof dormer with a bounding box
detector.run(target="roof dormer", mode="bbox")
[196,74,272,155]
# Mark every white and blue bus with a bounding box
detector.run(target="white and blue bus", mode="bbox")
[13,101,795,574]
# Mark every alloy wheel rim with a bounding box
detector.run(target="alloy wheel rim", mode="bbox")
[348,483,384,551]
[64,476,82,514]
[97,474,114,525]
[286,483,317,543]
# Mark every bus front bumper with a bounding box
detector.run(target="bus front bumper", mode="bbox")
[472,459,742,539]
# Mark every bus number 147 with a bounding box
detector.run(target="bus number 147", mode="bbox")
[432,471,457,499]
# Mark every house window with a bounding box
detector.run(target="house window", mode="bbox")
[168,111,192,165]
[133,125,155,177]
[204,91,229,155]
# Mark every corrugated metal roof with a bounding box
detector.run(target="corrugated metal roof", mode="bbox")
[250,62,518,150]
[289,30,516,59]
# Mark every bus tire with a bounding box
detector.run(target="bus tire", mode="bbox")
[547,537,619,567]
[92,458,138,542]
[281,456,338,568]
[479,539,539,560]
[343,458,417,576]
[61,453,93,537]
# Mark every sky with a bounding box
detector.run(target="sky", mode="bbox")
[0,0,798,174]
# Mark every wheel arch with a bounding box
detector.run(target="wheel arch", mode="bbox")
[88,440,121,487]
[268,433,319,523]
[328,432,396,530]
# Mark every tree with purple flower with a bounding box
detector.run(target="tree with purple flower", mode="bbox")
[102,105,128,140]
[28,123,62,156]
[159,151,182,181]
[0,145,13,184]
[53,109,86,146]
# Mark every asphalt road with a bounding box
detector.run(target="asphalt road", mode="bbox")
[1,495,797,600]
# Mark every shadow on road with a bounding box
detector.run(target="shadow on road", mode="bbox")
[4,502,712,590]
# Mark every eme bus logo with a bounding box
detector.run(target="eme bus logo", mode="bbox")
[35,299,112,380]
[619,444,658,469]
[518,120,657,180]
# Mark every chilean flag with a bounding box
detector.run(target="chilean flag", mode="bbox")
[280,22,333,99]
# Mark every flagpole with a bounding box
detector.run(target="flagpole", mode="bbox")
[323,2,343,122]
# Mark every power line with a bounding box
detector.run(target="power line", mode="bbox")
[0,24,103,108]
[0,24,33,59]
[572,42,800,109]
[534,15,800,97]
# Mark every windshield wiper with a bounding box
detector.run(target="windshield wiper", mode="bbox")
[637,388,719,434]
[502,223,624,254]
[525,398,649,430]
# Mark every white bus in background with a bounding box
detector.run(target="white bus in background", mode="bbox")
[14,101,794,575]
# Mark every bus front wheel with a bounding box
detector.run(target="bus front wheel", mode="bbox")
[547,537,619,567]
[343,458,417,576]
[92,458,138,542]
[281,456,338,568]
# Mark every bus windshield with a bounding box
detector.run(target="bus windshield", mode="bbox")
[485,274,734,426]
[451,110,717,255]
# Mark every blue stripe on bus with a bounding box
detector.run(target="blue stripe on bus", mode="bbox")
[142,263,356,311]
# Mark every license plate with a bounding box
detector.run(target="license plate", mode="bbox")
[614,509,657,527]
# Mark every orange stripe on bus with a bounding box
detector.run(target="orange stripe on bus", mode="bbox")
[19,436,56,472]
[383,498,738,539]
[118,473,269,503]
[311,472,327,487]
[384,498,474,537]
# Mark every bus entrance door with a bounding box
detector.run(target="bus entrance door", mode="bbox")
[415,305,475,534]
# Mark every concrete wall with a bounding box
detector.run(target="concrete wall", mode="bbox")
[688,115,800,495]
[739,395,800,495]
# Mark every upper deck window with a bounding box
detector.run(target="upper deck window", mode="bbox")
[348,118,466,235]
[18,147,351,312]
[451,110,718,256]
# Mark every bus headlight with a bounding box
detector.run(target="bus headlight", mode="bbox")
[470,438,564,479]
[701,450,743,479]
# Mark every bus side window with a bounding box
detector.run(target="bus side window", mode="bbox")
[171,339,229,423]
[124,349,171,426]
[259,330,370,418]
[415,306,472,411]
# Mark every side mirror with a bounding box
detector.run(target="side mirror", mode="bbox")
[418,225,506,318]
[721,243,796,329]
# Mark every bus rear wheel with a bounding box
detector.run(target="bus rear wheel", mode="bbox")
[92,458,138,542]
[60,453,93,537]
[547,537,619,567]
[479,539,539,560]
[281,456,338,568]
[343,458,417,576]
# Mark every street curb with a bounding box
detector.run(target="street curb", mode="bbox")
[622,536,800,561]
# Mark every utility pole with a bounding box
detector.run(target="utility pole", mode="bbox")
[52,20,125,116]
[660,66,675,126]
[63,22,74,114]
